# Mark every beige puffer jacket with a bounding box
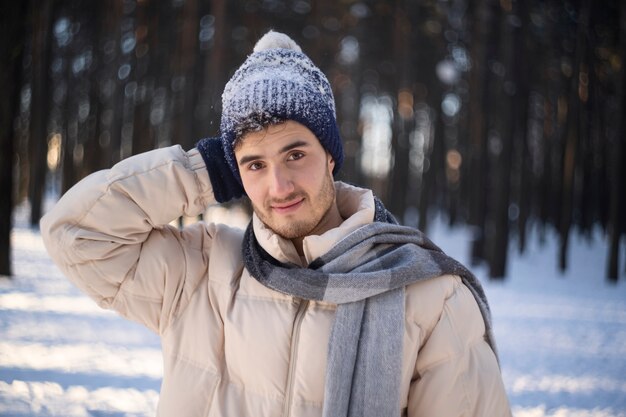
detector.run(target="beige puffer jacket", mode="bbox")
[41,145,511,417]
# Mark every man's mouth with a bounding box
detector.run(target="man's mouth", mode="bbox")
[271,198,304,214]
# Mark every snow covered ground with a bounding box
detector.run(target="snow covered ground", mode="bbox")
[1,204,625,417]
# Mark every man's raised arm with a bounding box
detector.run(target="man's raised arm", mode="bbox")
[40,145,220,334]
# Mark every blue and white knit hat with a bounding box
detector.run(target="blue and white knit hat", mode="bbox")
[219,30,344,182]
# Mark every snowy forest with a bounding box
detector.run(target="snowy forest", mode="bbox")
[1,0,625,281]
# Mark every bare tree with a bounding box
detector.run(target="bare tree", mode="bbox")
[0,1,29,276]
[28,0,54,226]
[608,0,626,281]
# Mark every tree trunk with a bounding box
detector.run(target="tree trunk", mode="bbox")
[388,0,415,221]
[467,0,496,266]
[131,0,156,156]
[0,1,29,276]
[559,0,590,272]
[81,1,106,177]
[60,4,78,195]
[513,0,532,255]
[608,0,626,281]
[96,0,123,168]
[193,0,227,139]
[487,2,513,279]
[28,0,54,226]
[106,0,125,166]
[172,0,199,150]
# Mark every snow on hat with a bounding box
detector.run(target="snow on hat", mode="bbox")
[219,30,344,183]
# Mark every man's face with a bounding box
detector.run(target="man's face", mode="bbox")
[235,120,337,240]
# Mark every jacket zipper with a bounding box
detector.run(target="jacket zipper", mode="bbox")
[282,298,310,417]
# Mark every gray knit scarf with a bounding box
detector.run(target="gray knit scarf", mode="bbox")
[243,198,497,417]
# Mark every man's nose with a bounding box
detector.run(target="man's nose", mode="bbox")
[269,165,295,197]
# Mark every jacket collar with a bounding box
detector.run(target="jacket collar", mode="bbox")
[252,182,375,266]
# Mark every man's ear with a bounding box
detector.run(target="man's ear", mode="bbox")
[327,153,335,172]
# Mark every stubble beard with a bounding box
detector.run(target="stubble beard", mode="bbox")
[253,170,336,240]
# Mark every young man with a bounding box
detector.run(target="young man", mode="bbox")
[41,31,511,416]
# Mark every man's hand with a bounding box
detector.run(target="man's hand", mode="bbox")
[196,137,245,203]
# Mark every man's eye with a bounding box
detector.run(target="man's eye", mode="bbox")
[248,162,264,171]
[288,152,304,161]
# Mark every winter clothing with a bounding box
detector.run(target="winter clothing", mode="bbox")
[197,31,343,203]
[196,137,245,203]
[41,145,512,417]
[244,198,498,417]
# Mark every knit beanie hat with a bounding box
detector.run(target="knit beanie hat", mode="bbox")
[197,30,343,203]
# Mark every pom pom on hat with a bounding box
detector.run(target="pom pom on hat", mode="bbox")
[253,30,302,53]
[218,30,344,187]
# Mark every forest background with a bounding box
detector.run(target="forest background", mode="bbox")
[0,0,624,282]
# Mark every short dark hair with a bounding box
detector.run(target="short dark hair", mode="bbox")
[232,111,286,150]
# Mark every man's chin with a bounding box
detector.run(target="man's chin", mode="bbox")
[268,223,309,240]
[261,217,315,241]
[254,205,330,241]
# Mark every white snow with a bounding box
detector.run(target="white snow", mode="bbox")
[1,205,625,416]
